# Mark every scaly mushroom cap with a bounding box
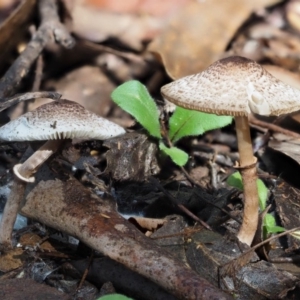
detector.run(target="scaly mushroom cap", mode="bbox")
[161,56,300,116]
[0,100,125,141]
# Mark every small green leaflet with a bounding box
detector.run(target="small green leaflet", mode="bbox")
[226,171,268,210]
[96,294,132,300]
[159,142,188,166]
[111,80,162,139]
[263,214,285,234]
[168,106,232,144]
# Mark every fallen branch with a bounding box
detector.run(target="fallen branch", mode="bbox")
[21,178,233,300]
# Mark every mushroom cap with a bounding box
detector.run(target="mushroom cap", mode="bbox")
[0,100,125,141]
[161,56,300,116]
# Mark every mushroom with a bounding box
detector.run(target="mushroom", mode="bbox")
[161,56,300,246]
[0,99,125,250]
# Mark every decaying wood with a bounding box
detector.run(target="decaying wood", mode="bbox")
[21,178,233,300]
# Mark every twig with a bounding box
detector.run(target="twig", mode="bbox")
[32,54,44,92]
[193,188,242,224]
[148,176,212,229]
[82,40,145,64]
[249,114,300,139]
[0,0,75,99]
[76,251,94,291]
[0,91,61,112]
[220,226,300,278]
[248,226,300,253]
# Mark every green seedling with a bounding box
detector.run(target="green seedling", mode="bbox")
[96,294,132,300]
[227,172,285,236]
[111,80,232,166]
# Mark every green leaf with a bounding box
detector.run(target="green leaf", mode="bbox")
[111,80,161,139]
[265,225,285,234]
[168,107,232,144]
[226,172,244,190]
[263,213,276,228]
[263,214,285,233]
[226,171,268,210]
[159,142,188,166]
[96,294,132,300]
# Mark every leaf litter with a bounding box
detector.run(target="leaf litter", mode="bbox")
[1,0,300,299]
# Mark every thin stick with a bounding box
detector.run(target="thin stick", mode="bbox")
[249,114,300,139]
[0,91,61,112]
[76,251,94,291]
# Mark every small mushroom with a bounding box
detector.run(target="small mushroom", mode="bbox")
[161,56,300,246]
[0,99,125,250]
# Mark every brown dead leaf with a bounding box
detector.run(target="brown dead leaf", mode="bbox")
[149,0,281,79]
[45,66,116,116]
[128,216,166,232]
[19,232,61,254]
[268,138,300,165]
[0,248,24,272]
[84,0,188,17]
[70,0,164,51]
[265,38,300,71]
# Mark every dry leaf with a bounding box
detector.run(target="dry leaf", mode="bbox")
[0,248,24,272]
[149,0,281,79]
[268,138,300,165]
[45,66,116,116]
[71,0,164,51]
[83,0,188,17]
[129,216,166,232]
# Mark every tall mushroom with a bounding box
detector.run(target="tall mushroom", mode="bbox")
[161,56,300,246]
[0,99,125,250]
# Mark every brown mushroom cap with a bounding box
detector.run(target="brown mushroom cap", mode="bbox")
[0,99,125,142]
[161,56,300,116]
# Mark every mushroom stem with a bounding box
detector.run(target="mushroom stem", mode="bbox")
[0,179,26,251]
[14,140,64,182]
[235,115,259,246]
[0,140,63,250]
